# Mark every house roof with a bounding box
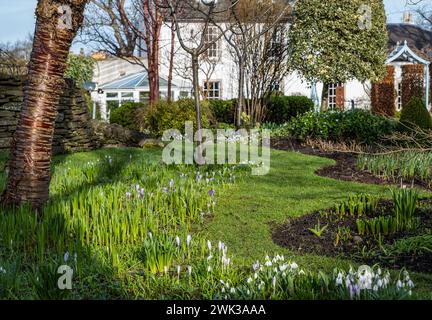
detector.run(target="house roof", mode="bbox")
[172,0,292,23]
[386,40,430,65]
[387,23,432,62]
[100,72,175,90]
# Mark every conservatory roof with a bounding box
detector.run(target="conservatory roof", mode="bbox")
[100,72,175,90]
[386,40,430,65]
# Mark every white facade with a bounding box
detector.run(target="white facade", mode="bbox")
[156,22,373,110]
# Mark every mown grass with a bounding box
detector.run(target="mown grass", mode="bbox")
[0,148,430,299]
[201,149,432,299]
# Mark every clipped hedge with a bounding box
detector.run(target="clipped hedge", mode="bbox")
[400,97,432,130]
[265,95,314,124]
[285,110,397,145]
[139,99,212,137]
[208,99,236,124]
[109,102,144,131]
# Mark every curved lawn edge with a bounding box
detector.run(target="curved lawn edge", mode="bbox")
[201,149,432,299]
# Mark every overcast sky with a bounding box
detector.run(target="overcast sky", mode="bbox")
[0,0,421,51]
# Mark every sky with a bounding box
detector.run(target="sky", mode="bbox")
[0,0,423,51]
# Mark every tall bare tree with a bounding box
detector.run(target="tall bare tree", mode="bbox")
[161,0,239,143]
[221,0,291,127]
[1,0,88,209]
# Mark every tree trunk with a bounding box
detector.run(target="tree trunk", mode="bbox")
[167,18,175,103]
[191,52,204,164]
[237,57,245,129]
[1,0,88,210]
[320,83,329,112]
[143,0,161,105]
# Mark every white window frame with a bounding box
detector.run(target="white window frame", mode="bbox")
[396,82,402,111]
[203,81,221,100]
[204,26,221,60]
[328,83,338,110]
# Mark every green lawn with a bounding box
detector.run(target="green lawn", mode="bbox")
[0,147,431,299]
[202,149,432,298]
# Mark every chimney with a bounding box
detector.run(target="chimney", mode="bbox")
[403,11,413,24]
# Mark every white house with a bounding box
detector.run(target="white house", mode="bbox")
[90,8,432,120]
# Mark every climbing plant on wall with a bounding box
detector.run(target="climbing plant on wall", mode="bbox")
[401,64,425,109]
[371,65,396,117]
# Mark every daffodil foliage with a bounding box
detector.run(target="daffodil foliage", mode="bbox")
[288,0,388,84]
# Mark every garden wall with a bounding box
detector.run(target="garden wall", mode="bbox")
[0,75,153,154]
[0,75,100,154]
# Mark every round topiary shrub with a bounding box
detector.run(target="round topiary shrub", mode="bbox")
[400,97,432,130]
[110,102,144,131]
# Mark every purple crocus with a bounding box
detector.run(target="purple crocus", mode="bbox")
[209,189,215,197]
[170,179,174,188]
[163,187,167,193]
[64,251,70,264]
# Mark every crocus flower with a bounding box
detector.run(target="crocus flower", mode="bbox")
[209,189,215,197]
[64,251,70,263]
[207,240,212,251]
[170,179,174,188]
[253,261,260,271]
[163,187,167,193]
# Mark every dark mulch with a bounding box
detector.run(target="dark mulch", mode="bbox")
[272,199,432,273]
[271,138,431,190]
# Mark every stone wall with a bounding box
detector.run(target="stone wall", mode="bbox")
[0,76,100,154]
[0,75,155,155]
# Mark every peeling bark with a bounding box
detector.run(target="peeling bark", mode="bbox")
[1,0,88,210]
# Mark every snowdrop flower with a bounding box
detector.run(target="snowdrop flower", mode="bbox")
[265,261,272,267]
[230,288,236,294]
[207,254,213,261]
[176,236,180,248]
[336,272,344,286]
[396,280,403,290]
[407,280,415,288]
[164,266,168,274]
[148,232,152,239]
[247,277,253,284]
[272,276,277,289]
[177,265,181,276]
[74,252,78,264]
[207,266,212,273]
[186,235,192,247]
[290,262,298,270]
[125,192,132,198]
[221,287,225,293]
[279,264,288,272]
[188,266,192,276]
[377,279,383,288]
[373,285,378,292]
[136,184,140,191]
[0,267,6,274]
[254,272,258,279]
